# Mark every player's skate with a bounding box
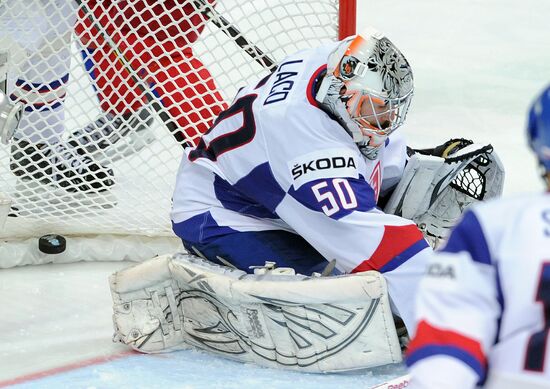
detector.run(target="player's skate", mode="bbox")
[10,139,115,195]
[67,105,155,163]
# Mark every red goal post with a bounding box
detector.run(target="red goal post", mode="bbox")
[339,0,357,40]
[0,0,357,266]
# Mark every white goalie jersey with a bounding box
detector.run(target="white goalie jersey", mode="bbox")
[171,41,430,330]
[407,193,550,389]
[171,41,413,250]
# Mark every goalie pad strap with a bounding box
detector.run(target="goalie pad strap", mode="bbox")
[110,254,402,372]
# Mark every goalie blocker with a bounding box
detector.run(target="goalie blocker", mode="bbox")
[110,253,402,373]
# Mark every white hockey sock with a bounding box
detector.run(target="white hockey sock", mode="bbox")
[6,0,76,145]
[11,72,69,144]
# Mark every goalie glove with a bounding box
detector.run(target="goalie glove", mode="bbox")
[385,139,504,248]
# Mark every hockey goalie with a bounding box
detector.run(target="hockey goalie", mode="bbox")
[109,28,504,373]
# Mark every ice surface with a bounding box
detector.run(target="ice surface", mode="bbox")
[0,262,409,388]
[1,0,550,387]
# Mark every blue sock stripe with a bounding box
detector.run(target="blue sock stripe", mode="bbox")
[22,99,64,112]
[15,74,69,93]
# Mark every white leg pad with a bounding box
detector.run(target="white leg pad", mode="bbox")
[110,253,402,372]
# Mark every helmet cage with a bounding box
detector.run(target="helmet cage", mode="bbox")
[343,87,413,139]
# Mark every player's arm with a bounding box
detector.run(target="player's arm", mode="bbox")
[273,147,430,330]
[406,209,500,389]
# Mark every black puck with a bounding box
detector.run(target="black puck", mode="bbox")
[38,234,66,254]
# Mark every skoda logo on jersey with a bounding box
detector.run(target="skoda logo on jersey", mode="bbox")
[289,148,359,189]
[292,157,356,179]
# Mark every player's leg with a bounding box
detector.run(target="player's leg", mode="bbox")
[69,0,155,163]
[6,0,113,193]
[120,0,226,145]
[174,212,427,331]
[128,0,226,145]
[149,53,227,146]
[123,0,226,146]
[68,42,155,162]
[179,229,337,275]
[70,0,226,158]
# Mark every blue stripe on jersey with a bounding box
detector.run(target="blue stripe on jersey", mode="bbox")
[287,175,376,220]
[441,210,492,265]
[172,211,237,244]
[407,345,486,382]
[493,262,505,344]
[379,239,429,272]
[214,162,285,218]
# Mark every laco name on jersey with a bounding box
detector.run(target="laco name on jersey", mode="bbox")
[264,59,303,105]
[292,156,357,180]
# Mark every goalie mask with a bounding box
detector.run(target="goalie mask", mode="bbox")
[316,28,414,159]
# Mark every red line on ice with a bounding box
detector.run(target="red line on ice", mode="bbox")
[0,350,138,387]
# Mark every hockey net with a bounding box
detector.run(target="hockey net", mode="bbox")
[0,0,356,266]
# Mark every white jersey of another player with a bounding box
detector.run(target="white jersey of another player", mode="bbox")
[172,37,431,331]
[406,193,550,388]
